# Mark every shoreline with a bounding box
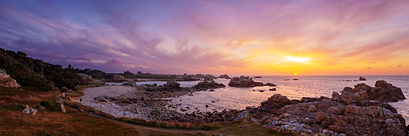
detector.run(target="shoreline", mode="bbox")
[74,79,409,135]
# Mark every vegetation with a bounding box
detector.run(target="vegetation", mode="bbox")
[0,48,89,91]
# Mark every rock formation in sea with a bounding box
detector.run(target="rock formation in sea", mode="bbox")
[249,81,408,136]
[359,76,367,81]
[0,69,21,88]
[228,76,276,87]
[218,74,231,79]
[193,78,225,90]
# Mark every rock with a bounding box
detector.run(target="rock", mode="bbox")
[269,88,276,91]
[368,80,406,102]
[340,90,353,105]
[254,76,262,78]
[228,76,264,87]
[166,79,180,88]
[61,104,66,113]
[218,74,231,79]
[22,105,37,115]
[300,117,313,124]
[234,111,249,121]
[151,110,160,115]
[39,106,45,110]
[193,78,225,89]
[94,96,109,102]
[181,108,187,112]
[314,112,326,122]
[113,75,125,81]
[346,105,364,115]
[0,69,21,88]
[326,106,345,115]
[331,91,341,101]
[359,77,366,81]
[265,83,276,86]
[262,94,290,109]
[308,105,317,112]
[259,90,265,92]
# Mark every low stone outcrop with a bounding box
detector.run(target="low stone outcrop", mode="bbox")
[0,69,20,88]
[22,105,37,115]
[359,76,367,81]
[193,78,225,90]
[166,79,180,88]
[113,75,125,81]
[228,76,276,88]
[218,74,231,79]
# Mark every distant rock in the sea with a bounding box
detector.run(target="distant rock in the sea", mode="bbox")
[228,76,277,88]
[293,78,299,80]
[193,78,225,90]
[0,69,20,88]
[254,76,262,78]
[218,74,231,79]
[359,76,367,81]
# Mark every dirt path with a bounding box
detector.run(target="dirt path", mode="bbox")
[56,93,216,136]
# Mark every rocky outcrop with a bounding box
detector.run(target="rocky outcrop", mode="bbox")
[113,75,125,81]
[218,74,231,79]
[359,76,366,81]
[193,78,225,90]
[228,76,275,87]
[333,81,405,103]
[0,69,20,88]
[370,80,406,102]
[22,105,37,115]
[250,82,408,136]
[165,79,180,88]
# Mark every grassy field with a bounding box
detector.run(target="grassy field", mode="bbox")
[0,86,295,136]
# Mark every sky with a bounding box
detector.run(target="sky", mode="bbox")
[1,0,409,75]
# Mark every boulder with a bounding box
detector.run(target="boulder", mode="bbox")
[166,79,180,88]
[262,94,290,109]
[193,78,225,89]
[60,104,66,113]
[218,74,231,79]
[94,96,109,102]
[151,110,160,115]
[314,112,327,122]
[308,105,317,112]
[22,105,37,115]
[113,75,125,81]
[234,111,249,121]
[0,69,21,88]
[368,80,406,102]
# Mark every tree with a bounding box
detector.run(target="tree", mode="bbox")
[124,71,133,75]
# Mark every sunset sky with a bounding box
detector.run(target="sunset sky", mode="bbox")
[1,0,409,75]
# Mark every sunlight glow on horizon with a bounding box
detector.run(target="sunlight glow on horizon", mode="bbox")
[283,56,311,63]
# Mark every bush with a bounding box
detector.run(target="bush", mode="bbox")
[40,100,61,111]
[61,87,69,92]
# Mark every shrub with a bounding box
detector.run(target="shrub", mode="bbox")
[61,87,69,92]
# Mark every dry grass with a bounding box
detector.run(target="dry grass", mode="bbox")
[0,107,139,136]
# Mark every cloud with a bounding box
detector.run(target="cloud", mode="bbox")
[367,67,372,69]
[398,65,402,67]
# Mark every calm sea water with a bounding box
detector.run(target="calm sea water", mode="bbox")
[159,76,409,125]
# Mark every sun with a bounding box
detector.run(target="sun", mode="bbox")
[294,73,297,76]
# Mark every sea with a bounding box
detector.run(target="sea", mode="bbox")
[127,76,409,125]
